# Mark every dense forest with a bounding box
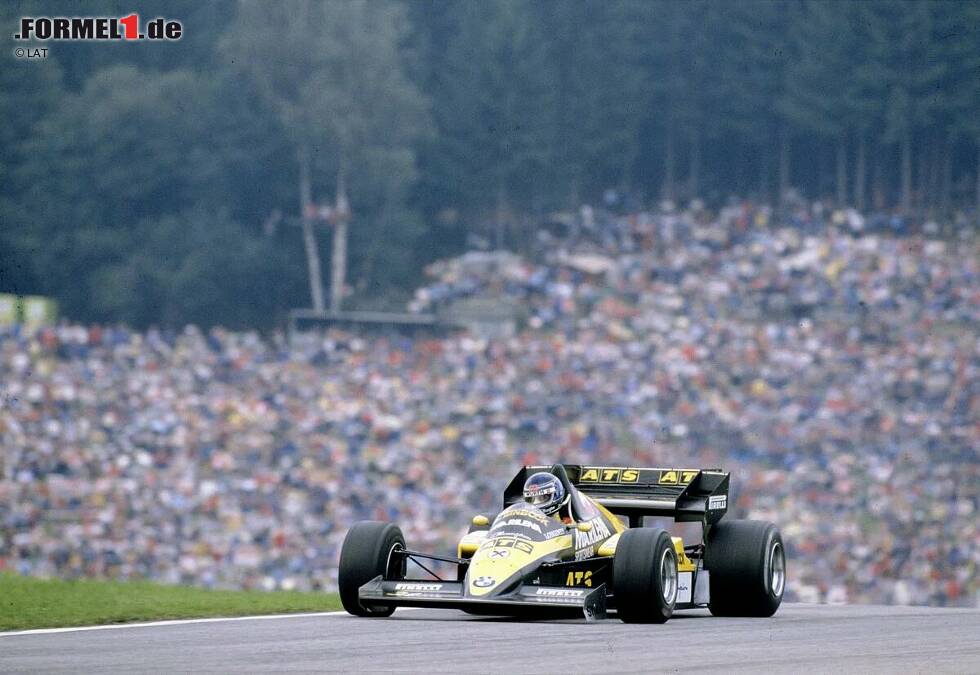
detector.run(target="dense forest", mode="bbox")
[2,0,979,327]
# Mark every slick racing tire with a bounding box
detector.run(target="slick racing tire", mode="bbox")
[338,521,406,617]
[613,528,677,623]
[704,520,785,617]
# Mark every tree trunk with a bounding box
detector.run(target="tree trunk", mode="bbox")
[836,137,847,206]
[917,134,930,210]
[330,158,349,313]
[620,125,638,195]
[976,143,980,226]
[662,114,675,202]
[817,144,827,201]
[298,148,325,313]
[360,181,393,293]
[495,175,507,250]
[688,127,701,200]
[758,143,770,203]
[854,132,866,211]
[900,128,912,212]
[927,132,941,213]
[872,146,885,210]
[939,133,952,213]
[778,124,790,205]
[568,170,581,211]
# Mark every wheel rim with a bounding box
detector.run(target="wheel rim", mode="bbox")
[660,547,678,605]
[362,541,403,614]
[769,541,785,597]
[386,542,404,578]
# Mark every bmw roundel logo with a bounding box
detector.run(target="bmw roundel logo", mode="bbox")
[474,576,496,588]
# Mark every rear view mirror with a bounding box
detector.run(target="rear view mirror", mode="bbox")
[471,515,490,527]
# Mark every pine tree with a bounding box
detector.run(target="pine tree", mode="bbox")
[438,1,556,245]
[722,0,798,203]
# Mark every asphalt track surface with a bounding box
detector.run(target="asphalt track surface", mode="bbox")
[2,603,978,673]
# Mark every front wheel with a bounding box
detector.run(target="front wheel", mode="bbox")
[704,519,785,617]
[613,528,677,623]
[338,521,405,617]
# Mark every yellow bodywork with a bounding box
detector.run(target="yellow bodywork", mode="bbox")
[466,533,574,597]
[458,494,694,594]
[457,530,488,558]
[672,537,695,572]
[596,532,621,557]
[594,532,695,572]
[592,500,628,534]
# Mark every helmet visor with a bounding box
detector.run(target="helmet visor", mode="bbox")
[524,486,556,507]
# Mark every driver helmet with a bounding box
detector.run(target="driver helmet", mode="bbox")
[522,472,567,516]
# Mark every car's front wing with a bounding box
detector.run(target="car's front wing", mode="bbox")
[358,576,607,622]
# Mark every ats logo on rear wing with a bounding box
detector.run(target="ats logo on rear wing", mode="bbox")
[579,467,699,485]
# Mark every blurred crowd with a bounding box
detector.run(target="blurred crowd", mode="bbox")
[1,199,977,607]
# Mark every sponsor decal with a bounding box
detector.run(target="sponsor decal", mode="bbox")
[708,495,727,510]
[574,518,611,552]
[391,581,454,598]
[474,576,496,588]
[488,549,509,559]
[503,508,550,524]
[394,582,443,592]
[544,528,566,539]
[657,469,698,485]
[579,467,640,483]
[574,547,594,561]
[677,572,693,603]
[577,467,701,484]
[492,518,542,533]
[535,587,584,598]
[565,570,593,587]
[480,535,534,555]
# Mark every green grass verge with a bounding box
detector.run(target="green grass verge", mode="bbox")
[0,574,342,631]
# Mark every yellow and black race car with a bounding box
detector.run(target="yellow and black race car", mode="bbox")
[338,464,785,623]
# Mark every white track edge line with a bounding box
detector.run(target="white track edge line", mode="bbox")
[0,607,425,637]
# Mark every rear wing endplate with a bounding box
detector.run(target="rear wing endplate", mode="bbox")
[504,464,730,525]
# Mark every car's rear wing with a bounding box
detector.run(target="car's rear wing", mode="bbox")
[504,464,730,526]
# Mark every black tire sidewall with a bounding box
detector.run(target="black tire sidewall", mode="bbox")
[613,528,677,624]
[705,520,784,617]
[338,521,405,617]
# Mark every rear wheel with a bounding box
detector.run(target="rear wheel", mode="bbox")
[704,520,784,617]
[338,521,405,617]
[613,528,677,623]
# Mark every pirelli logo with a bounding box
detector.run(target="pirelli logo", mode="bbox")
[536,587,585,598]
[578,467,699,485]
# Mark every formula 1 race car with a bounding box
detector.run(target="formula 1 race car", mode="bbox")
[338,464,785,623]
